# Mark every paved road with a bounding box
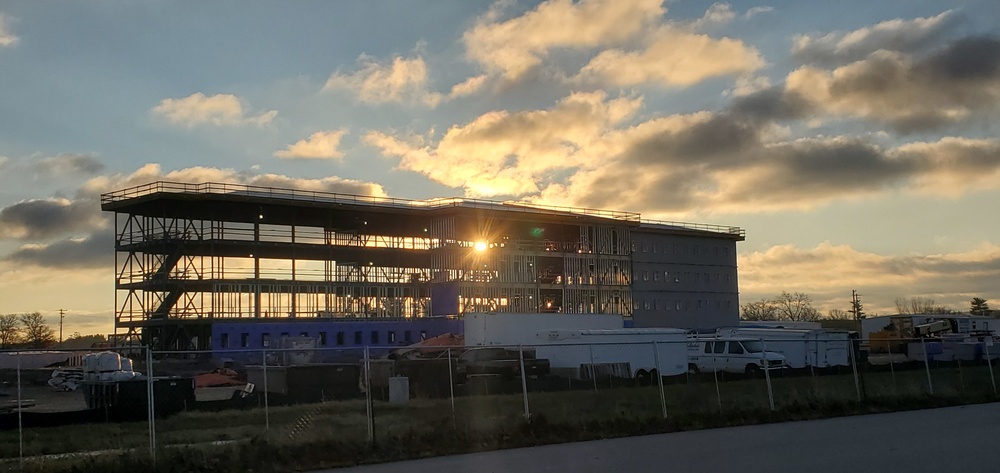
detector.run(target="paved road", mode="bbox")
[324,403,1000,473]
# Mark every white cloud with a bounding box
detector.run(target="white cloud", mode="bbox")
[274,129,348,160]
[744,6,773,18]
[577,27,764,87]
[80,163,387,199]
[463,0,665,80]
[151,93,277,128]
[448,75,489,98]
[365,91,643,197]
[325,54,445,107]
[691,3,736,29]
[792,10,961,66]
[0,14,18,48]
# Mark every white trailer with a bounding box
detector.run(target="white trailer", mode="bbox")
[464,312,624,346]
[533,328,689,382]
[716,327,851,369]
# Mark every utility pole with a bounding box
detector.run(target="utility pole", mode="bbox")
[59,308,66,347]
[850,290,867,400]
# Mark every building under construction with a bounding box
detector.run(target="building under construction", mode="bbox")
[101,182,745,351]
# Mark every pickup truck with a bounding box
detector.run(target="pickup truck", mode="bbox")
[455,347,550,383]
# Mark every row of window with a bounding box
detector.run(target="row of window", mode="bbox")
[641,270,733,284]
[636,242,730,256]
[640,298,734,311]
[218,329,428,348]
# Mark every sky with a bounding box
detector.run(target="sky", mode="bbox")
[1,0,999,335]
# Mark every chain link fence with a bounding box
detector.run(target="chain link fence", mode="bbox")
[1,334,997,467]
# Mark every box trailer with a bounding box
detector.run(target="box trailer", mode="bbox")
[465,312,624,347]
[532,328,689,382]
[716,328,851,369]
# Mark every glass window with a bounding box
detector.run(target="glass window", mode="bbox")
[742,341,764,353]
[261,333,270,348]
[388,331,396,343]
[713,342,726,354]
[220,333,229,348]
[240,333,249,348]
[704,342,713,354]
[354,331,363,345]
[404,330,412,343]
[729,342,744,354]
[319,332,327,346]
[371,331,379,344]
[336,331,345,346]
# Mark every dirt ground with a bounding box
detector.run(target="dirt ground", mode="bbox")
[1,384,88,413]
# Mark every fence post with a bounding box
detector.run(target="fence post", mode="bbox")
[589,344,597,392]
[760,338,775,411]
[447,347,456,413]
[848,338,861,402]
[17,351,23,464]
[652,341,667,419]
[713,367,722,412]
[518,346,530,421]
[262,349,270,433]
[365,346,374,444]
[145,346,156,462]
[921,337,934,395]
[887,342,897,394]
[986,339,997,395]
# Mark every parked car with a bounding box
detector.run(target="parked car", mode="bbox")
[455,347,550,383]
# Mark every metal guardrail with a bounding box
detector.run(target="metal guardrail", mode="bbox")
[100,181,641,222]
[101,182,745,235]
[641,219,745,237]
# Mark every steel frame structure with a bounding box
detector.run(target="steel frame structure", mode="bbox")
[106,182,733,350]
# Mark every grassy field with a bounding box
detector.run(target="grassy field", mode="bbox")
[4,361,998,472]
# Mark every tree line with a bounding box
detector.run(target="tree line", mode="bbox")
[741,293,992,322]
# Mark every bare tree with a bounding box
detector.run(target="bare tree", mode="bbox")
[826,309,853,320]
[895,296,955,315]
[19,312,56,349]
[740,299,778,321]
[0,314,20,348]
[773,291,820,321]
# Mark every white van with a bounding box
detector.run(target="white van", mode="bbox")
[687,336,785,375]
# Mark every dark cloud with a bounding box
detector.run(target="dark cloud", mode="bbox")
[32,153,104,176]
[3,229,113,269]
[919,35,1000,82]
[791,10,965,67]
[808,34,1000,133]
[0,198,107,240]
[728,88,813,121]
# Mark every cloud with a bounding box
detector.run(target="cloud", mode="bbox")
[274,130,348,160]
[463,0,665,81]
[448,75,489,98]
[32,153,104,176]
[691,3,736,29]
[744,6,773,19]
[364,90,643,196]
[786,35,1000,132]
[80,163,387,199]
[792,10,963,67]
[325,54,446,107]
[2,229,113,269]
[151,93,277,128]
[576,27,764,87]
[0,13,18,47]
[0,198,108,240]
[740,242,1000,315]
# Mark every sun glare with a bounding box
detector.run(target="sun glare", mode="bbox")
[474,241,488,252]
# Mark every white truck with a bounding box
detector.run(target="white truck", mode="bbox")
[534,328,689,384]
[716,327,851,369]
[687,336,786,375]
